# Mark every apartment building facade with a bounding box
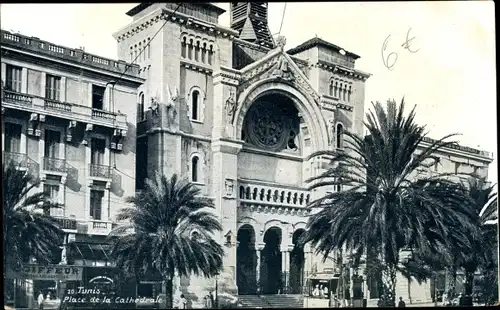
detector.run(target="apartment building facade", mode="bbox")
[1,29,143,308]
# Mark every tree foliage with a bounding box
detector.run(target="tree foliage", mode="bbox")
[3,161,64,269]
[109,173,224,307]
[301,98,478,306]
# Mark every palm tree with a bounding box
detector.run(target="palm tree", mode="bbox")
[301,99,478,307]
[109,173,224,308]
[457,177,497,303]
[3,161,64,269]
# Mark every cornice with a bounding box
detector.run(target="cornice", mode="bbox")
[115,8,238,43]
[180,59,213,74]
[316,59,371,81]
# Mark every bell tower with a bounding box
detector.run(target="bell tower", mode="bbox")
[230,2,274,48]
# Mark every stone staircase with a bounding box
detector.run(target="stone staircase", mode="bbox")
[238,294,303,308]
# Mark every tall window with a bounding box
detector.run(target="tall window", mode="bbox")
[44,130,61,158]
[90,189,104,220]
[329,81,334,96]
[43,183,60,216]
[92,85,106,110]
[136,137,148,190]
[91,138,106,165]
[45,75,61,101]
[6,65,22,93]
[348,86,352,102]
[334,82,338,97]
[191,90,199,120]
[137,92,145,122]
[191,156,199,182]
[4,123,22,153]
[336,124,344,149]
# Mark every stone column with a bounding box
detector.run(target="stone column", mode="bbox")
[256,242,265,294]
[303,243,313,295]
[281,245,290,293]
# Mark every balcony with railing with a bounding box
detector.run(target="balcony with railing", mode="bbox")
[2,152,39,176]
[43,157,67,174]
[238,180,312,217]
[87,220,113,235]
[89,163,111,179]
[1,90,127,130]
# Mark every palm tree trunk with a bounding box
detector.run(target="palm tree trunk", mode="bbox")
[164,274,174,308]
[379,265,397,307]
[464,271,474,296]
[445,266,457,302]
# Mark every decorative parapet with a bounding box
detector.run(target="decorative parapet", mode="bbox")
[1,30,141,78]
[420,136,493,160]
[238,180,312,217]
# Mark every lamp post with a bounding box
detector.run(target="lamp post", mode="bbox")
[215,272,220,309]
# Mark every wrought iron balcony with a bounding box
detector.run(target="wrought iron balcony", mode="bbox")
[1,90,127,130]
[54,217,77,230]
[2,151,39,176]
[43,157,67,173]
[89,163,111,179]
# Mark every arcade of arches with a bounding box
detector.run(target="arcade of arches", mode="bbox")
[236,225,306,295]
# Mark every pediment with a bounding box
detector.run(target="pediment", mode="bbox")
[238,49,320,103]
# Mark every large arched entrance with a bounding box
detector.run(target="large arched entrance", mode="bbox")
[289,229,305,294]
[261,227,282,294]
[236,225,257,295]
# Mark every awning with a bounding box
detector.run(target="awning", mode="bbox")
[308,273,340,280]
[69,242,112,263]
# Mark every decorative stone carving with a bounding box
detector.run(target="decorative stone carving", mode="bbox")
[245,101,287,151]
[150,96,160,117]
[59,245,67,265]
[165,85,178,128]
[276,35,286,50]
[224,90,237,124]
[272,55,294,82]
[66,121,77,142]
[82,124,93,145]
[224,178,235,198]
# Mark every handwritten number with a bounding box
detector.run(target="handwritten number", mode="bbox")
[382,35,398,71]
[401,27,420,53]
[381,27,419,71]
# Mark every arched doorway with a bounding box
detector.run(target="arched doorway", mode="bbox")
[289,229,305,294]
[261,227,282,294]
[237,225,257,295]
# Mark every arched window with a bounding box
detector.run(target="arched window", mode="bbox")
[336,123,344,149]
[188,39,194,60]
[181,37,187,58]
[189,88,204,122]
[336,82,340,98]
[348,85,352,102]
[336,184,342,192]
[329,81,334,96]
[208,45,213,65]
[137,92,145,122]
[191,90,199,120]
[195,41,200,62]
[343,85,347,101]
[202,42,207,63]
[191,156,199,182]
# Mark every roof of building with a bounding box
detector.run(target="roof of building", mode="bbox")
[126,2,226,17]
[287,37,360,60]
[0,29,142,79]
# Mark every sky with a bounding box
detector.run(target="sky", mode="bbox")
[0,1,497,183]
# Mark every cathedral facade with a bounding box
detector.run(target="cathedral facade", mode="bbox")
[113,2,492,306]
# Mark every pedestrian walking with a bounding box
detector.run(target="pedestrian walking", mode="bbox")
[37,291,45,310]
[398,297,406,307]
[178,294,187,309]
